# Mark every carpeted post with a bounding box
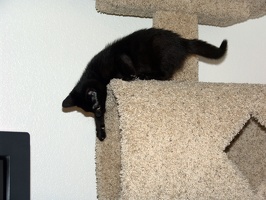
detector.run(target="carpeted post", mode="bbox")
[153,11,198,81]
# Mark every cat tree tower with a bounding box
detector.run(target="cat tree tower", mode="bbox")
[95,1,266,199]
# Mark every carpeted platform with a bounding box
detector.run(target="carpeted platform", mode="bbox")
[96,0,266,26]
[96,80,266,199]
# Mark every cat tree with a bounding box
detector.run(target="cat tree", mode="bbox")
[95,0,266,199]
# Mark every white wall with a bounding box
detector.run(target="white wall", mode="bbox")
[199,17,266,84]
[0,1,151,199]
[0,0,265,199]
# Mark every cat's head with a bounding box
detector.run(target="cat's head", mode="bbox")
[62,79,107,115]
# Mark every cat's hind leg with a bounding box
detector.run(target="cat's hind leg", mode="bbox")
[159,50,186,80]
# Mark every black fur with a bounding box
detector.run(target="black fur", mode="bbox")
[62,28,227,141]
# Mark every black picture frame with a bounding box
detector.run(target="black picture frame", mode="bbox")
[0,131,30,200]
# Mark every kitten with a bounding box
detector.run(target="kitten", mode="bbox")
[62,28,227,141]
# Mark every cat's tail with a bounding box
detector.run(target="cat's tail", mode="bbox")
[187,39,227,59]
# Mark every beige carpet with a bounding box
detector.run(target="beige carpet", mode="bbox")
[96,79,266,200]
[96,0,266,27]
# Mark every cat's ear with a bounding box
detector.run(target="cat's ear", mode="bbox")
[62,95,76,108]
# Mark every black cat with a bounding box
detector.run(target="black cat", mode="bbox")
[62,28,227,141]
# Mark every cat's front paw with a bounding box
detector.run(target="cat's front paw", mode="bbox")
[97,127,106,141]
